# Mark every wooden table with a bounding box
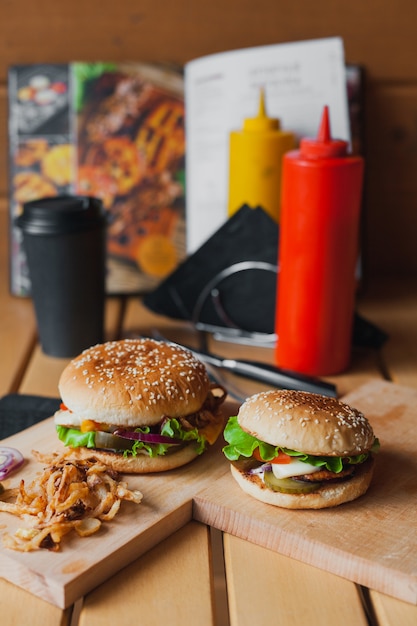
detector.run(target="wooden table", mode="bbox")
[0,210,416,626]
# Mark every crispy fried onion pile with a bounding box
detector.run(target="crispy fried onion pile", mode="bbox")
[0,451,143,552]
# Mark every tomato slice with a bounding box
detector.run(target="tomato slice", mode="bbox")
[253,448,292,464]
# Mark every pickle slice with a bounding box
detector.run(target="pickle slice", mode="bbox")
[94,431,186,454]
[94,431,133,451]
[264,470,321,494]
[232,457,262,473]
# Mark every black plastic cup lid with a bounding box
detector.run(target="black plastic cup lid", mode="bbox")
[15,195,107,235]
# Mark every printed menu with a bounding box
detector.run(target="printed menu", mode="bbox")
[8,62,185,296]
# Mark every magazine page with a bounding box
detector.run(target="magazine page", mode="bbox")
[185,37,350,253]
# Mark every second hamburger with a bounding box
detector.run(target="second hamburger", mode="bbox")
[54,338,226,473]
[223,389,379,509]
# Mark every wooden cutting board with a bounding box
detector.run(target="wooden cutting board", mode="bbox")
[0,402,236,608]
[1,381,416,607]
[193,380,417,605]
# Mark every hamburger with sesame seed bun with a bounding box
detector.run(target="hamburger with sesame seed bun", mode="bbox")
[223,389,379,509]
[54,338,226,473]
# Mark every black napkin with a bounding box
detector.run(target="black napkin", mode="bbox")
[144,204,278,334]
[143,204,388,349]
[0,394,60,440]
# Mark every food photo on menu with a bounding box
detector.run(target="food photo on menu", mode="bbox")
[8,62,186,297]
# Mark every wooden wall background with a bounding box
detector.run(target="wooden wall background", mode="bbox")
[1,0,417,282]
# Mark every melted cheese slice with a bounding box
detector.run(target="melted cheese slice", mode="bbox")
[54,409,82,427]
[198,413,225,445]
[271,458,320,479]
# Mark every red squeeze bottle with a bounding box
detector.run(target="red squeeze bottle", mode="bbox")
[274,105,364,376]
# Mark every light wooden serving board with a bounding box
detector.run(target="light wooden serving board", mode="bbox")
[0,402,237,608]
[1,382,417,607]
[193,380,417,605]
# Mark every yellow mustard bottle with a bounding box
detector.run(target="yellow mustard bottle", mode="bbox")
[227,88,295,222]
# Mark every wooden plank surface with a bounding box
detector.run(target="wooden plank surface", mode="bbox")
[369,589,417,626]
[0,210,37,396]
[193,380,417,605]
[1,0,416,81]
[122,296,198,342]
[224,534,368,626]
[79,521,216,626]
[0,407,234,608]
[364,84,417,275]
[358,277,417,389]
[0,577,71,626]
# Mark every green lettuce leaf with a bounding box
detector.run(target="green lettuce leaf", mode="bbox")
[72,62,118,111]
[56,425,96,448]
[161,418,206,455]
[222,416,374,474]
[56,418,207,459]
[126,419,206,458]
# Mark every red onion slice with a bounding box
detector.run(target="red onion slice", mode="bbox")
[0,446,25,479]
[248,463,272,475]
[113,430,183,445]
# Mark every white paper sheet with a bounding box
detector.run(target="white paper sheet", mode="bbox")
[185,37,350,253]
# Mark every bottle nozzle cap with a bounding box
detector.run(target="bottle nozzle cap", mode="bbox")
[243,87,280,131]
[300,105,347,158]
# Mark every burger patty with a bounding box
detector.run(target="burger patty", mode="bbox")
[294,465,356,482]
[170,384,226,430]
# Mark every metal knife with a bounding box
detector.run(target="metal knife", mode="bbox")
[151,331,337,397]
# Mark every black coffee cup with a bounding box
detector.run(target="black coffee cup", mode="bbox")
[15,195,107,357]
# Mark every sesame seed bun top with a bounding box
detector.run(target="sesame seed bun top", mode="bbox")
[237,389,375,457]
[58,338,210,427]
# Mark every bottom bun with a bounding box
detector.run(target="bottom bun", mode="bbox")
[230,457,375,509]
[62,443,201,474]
